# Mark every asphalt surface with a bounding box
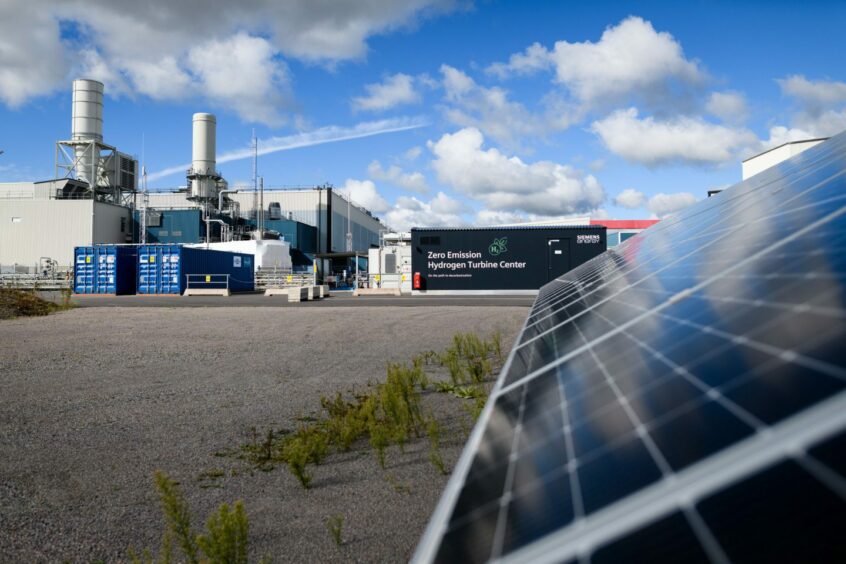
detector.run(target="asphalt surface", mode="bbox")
[51,291,537,308]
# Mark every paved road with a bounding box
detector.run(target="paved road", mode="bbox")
[49,291,537,308]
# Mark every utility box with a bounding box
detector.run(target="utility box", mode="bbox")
[410,226,606,294]
[136,244,255,295]
[74,245,138,295]
[368,245,412,292]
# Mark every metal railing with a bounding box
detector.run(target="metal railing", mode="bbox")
[254,268,313,289]
[0,265,73,289]
[185,273,230,291]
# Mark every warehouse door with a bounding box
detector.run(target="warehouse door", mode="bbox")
[547,239,570,281]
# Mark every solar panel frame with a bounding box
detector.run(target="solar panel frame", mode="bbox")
[413,133,846,564]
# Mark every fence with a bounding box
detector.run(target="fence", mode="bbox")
[254,267,313,289]
[0,266,72,290]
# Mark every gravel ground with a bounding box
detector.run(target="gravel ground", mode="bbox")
[0,305,528,563]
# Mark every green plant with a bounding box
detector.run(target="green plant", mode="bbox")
[130,471,252,564]
[426,417,447,475]
[325,515,344,546]
[280,426,329,488]
[368,418,390,469]
[154,471,199,564]
[196,501,249,564]
[384,473,412,494]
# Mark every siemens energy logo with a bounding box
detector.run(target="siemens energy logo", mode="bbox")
[577,234,601,244]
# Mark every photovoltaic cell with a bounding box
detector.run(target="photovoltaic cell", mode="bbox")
[414,132,846,564]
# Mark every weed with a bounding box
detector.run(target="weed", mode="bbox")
[0,289,62,320]
[368,418,390,469]
[384,473,412,494]
[463,396,487,424]
[153,471,198,563]
[426,417,448,475]
[196,501,249,564]
[130,471,252,564]
[325,515,344,546]
[280,426,329,488]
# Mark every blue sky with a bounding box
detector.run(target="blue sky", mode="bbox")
[2,0,846,229]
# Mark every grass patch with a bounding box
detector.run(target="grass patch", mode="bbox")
[0,288,74,320]
[325,515,344,546]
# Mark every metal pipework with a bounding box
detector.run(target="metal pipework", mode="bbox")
[218,189,239,215]
[205,218,228,248]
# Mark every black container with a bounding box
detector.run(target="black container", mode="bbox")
[411,226,606,292]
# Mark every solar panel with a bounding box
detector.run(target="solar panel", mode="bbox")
[413,133,846,563]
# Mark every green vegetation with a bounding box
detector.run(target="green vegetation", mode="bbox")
[129,471,253,564]
[226,330,506,489]
[325,515,344,546]
[0,288,74,320]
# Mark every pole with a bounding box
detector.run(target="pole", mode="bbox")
[259,176,264,236]
[346,189,352,252]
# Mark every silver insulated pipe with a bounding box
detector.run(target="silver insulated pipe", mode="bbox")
[190,113,217,199]
[71,79,104,185]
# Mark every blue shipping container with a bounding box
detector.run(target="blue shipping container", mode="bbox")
[74,245,138,295]
[136,244,255,294]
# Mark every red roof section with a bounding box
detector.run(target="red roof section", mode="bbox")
[590,219,660,229]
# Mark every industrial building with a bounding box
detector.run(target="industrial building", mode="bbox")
[0,79,387,282]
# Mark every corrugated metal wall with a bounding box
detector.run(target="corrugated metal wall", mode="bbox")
[0,200,95,267]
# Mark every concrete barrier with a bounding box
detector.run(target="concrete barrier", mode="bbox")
[183,288,230,297]
[353,288,402,296]
[319,285,330,298]
[264,287,310,301]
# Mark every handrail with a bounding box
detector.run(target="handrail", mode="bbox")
[185,273,230,291]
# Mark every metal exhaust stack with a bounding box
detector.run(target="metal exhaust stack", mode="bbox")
[189,113,219,201]
[71,79,104,185]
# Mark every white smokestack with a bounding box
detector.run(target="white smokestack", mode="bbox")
[190,113,217,200]
[71,79,104,184]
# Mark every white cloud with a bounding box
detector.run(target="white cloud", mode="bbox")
[761,125,817,149]
[0,0,66,107]
[385,192,466,231]
[778,75,846,107]
[474,209,598,226]
[551,16,704,107]
[404,146,423,160]
[486,42,552,79]
[614,188,647,209]
[487,16,705,111]
[439,65,570,145]
[428,128,605,215]
[367,161,428,193]
[342,179,390,213]
[772,75,846,138]
[187,33,290,125]
[591,108,758,166]
[352,73,421,112]
[706,91,748,123]
[123,56,192,101]
[0,0,456,111]
[647,192,698,218]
